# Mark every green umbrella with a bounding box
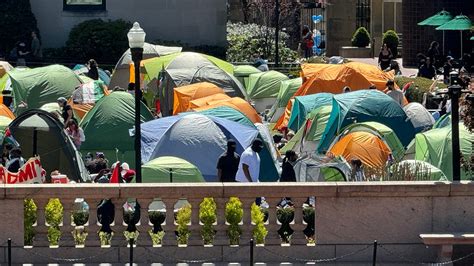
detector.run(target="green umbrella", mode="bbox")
[436,15,473,55]
[470,36,474,41]
[418,10,453,54]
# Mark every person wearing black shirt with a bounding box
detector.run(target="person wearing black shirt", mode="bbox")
[280,150,298,182]
[418,57,436,80]
[57,97,75,127]
[217,139,240,182]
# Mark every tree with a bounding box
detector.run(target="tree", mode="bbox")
[0,0,38,57]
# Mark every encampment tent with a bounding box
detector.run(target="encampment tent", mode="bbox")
[269,77,302,122]
[393,160,447,181]
[172,82,224,114]
[192,97,262,124]
[318,90,415,153]
[234,65,261,89]
[142,156,205,183]
[70,80,109,119]
[0,104,15,120]
[246,71,289,112]
[188,93,231,110]
[288,93,333,132]
[9,109,89,182]
[109,43,182,89]
[404,102,435,132]
[80,91,154,168]
[410,123,473,180]
[8,65,83,114]
[142,52,246,116]
[293,155,350,182]
[73,64,110,85]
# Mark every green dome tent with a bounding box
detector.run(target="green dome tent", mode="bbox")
[234,65,261,90]
[79,91,154,168]
[293,155,350,182]
[8,65,82,114]
[410,123,473,180]
[288,93,333,132]
[142,156,205,183]
[392,160,447,181]
[269,77,302,122]
[246,70,289,112]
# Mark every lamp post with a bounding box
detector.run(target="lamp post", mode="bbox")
[128,22,146,183]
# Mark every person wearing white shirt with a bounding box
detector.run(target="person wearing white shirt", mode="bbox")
[235,139,264,182]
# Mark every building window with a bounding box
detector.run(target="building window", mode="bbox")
[63,0,106,11]
[356,0,370,30]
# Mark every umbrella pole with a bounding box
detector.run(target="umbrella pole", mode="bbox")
[443,31,445,55]
[460,30,463,57]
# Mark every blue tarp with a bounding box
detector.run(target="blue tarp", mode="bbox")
[318,90,416,153]
[288,93,333,132]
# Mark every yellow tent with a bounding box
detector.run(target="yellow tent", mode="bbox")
[173,82,224,115]
[328,131,391,169]
[188,93,231,110]
[192,97,262,124]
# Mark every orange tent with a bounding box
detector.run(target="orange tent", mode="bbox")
[188,93,231,109]
[274,62,396,130]
[328,131,391,169]
[173,82,224,115]
[0,104,15,120]
[192,97,262,124]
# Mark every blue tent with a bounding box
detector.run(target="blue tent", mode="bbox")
[318,90,416,153]
[73,64,111,85]
[141,113,279,182]
[288,93,333,132]
[197,106,280,180]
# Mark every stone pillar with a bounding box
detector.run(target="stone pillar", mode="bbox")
[325,0,358,56]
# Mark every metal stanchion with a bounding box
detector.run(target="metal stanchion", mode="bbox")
[250,238,254,265]
[372,240,378,266]
[129,238,134,266]
[8,238,12,266]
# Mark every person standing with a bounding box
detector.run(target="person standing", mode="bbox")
[378,43,393,71]
[302,25,313,59]
[280,150,298,182]
[217,139,240,182]
[235,139,264,182]
[427,41,440,68]
[65,119,85,149]
[30,31,42,65]
[385,80,404,106]
[57,97,75,126]
[443,56,454,84]
[16,42,29,67]
[87,59,99,80]
[350,158,365,181]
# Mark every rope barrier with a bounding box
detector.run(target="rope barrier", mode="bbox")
[144,243,247,263]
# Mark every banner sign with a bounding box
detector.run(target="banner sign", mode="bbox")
[0,158,45,184]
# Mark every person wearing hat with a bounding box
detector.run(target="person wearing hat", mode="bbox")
[235,138,263,182]
[217,139,240,182]
[57,97,74,127]
[385,79,404,106]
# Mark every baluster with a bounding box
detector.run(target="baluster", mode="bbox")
[292,197,311,245]
[265,197,280,246]
[214,197,228,246]
[84,198,101,247]
[240,197,255,243]
[61,199,74,247]
[187,198,202,246]
[161,198,177,246]
[138,198,154,247]
[33,198,48,247]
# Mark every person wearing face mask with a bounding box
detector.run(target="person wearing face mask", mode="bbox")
[217,139,240,182]
[280,150,298,182]
[235,139,264,183]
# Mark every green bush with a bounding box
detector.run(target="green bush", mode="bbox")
[382,30,399,58]
[395,76,447,103]
[24,199,37,246]
[0,0,38,56]
[225,197,243,245]
[99,231,113,246]
[72,227,88,246]
[176,203,192,245]
[149,211,166,233]
[227,22,298,63]
[303,207,315,244]
[66,19,132,64]
[72,211,89,226]
[351,27,371,48]
[148,230,165,246]
[47,226,61,246]
[251,203,268,245]
[45,198,63,247]
[199,198,217,245]
[276,207,294,244]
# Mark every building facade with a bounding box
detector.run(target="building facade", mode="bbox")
[31,0,227,49]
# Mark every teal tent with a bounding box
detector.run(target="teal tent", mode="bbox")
[269,77,303,122]
[433,114,451,129]
[8,65,83,114]
[288,93,333,132]
[197,106,254,128]
[80,91,154,168]
[318,90,416,153]
[142,156,205,183]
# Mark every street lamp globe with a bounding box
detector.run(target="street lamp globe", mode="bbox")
[127,22,146,49]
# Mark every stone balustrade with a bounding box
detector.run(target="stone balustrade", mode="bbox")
[1,181,474,264]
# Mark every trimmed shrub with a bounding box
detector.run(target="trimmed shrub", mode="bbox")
[351,27,371,48]
[45,199,63,246]
[251,203,268,245]
[176,203,192,245]
[225,197,243,245]
[66,19,132,64]
[24,199,37,246]
[382,30,399,58]
[199,198,217,245]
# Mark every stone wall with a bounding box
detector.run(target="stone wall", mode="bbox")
[30,0,227,49]
[3,182,474,263]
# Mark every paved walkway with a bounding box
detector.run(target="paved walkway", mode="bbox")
[347,57,418,77]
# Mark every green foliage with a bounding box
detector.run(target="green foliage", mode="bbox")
[72,227,88,246]
[24,199,37,246]
[382,30,399,58]
[0,0,38,55]
[148,230,165,246]
[395,76,447,103]
[251,203,268,245]
[176,203,192,245]
[351,27,371,48]
[303,207,315,243]
[123,230,139,246]
[99,231,113,246]
[66,19,132,64]
[225,197,243,245]
[199,198,217,245]
[47,226,61,246]
[149,211,166,233]
[276,207,294,243]
[72,211,89,226]
[45,198,63,227]
[227,22,298,62]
